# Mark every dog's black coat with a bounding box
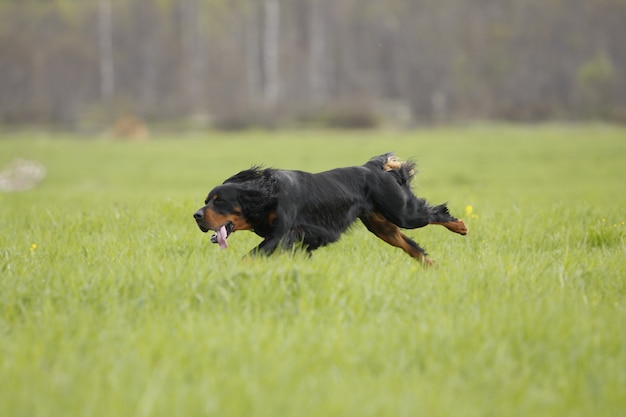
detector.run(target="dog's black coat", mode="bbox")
[193,153,467,263]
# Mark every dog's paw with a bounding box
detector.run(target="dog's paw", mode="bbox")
[453,219,469,235]
[422,256,435,267]
[447,219,468,235]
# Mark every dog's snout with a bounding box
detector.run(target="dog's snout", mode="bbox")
[193,210,204,220]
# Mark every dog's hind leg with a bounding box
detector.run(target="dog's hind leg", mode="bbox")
[425,204,468,235]
[378,195,468,236]
[360,213,434,265]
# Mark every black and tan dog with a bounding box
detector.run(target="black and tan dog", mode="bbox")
[193,153,467,264]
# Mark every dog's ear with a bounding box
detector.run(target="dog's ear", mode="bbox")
[236,186,264,208]
[232,185,278,234]
[236,186,277,219]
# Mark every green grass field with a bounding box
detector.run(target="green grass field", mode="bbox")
[1,125,625,417]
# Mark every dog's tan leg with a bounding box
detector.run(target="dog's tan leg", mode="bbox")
[361,213,433,265]
[430,219,468,235]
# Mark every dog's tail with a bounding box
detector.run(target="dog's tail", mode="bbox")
[393,160,416,185]
[382,154,416,186]
[367,153,416,183]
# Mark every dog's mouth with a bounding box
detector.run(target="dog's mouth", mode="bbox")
[209,222,235,249]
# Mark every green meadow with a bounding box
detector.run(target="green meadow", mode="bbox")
[1,125,625,417]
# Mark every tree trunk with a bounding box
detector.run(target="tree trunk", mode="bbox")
[245,2,262,105]
[180,0,205,115]
[97,0,115,101]
[309,0,328,104]
[263,0,280,107]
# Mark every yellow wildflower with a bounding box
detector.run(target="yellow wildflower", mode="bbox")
[465,205,479,219]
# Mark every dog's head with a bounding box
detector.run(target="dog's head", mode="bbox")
[193,183,255,249]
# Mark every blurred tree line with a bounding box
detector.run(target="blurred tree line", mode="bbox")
[0,0,624,129]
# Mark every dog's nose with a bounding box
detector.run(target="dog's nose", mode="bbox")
[193,210,203,220]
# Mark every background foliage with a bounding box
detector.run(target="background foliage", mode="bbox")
[1,0,625,128]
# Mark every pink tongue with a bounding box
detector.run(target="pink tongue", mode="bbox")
[216,225,228,249]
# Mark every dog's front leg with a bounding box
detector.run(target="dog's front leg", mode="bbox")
[249,228,307,256]
[249,236,282,256]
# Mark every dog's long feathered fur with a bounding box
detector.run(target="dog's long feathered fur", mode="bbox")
[193,153,467,264]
